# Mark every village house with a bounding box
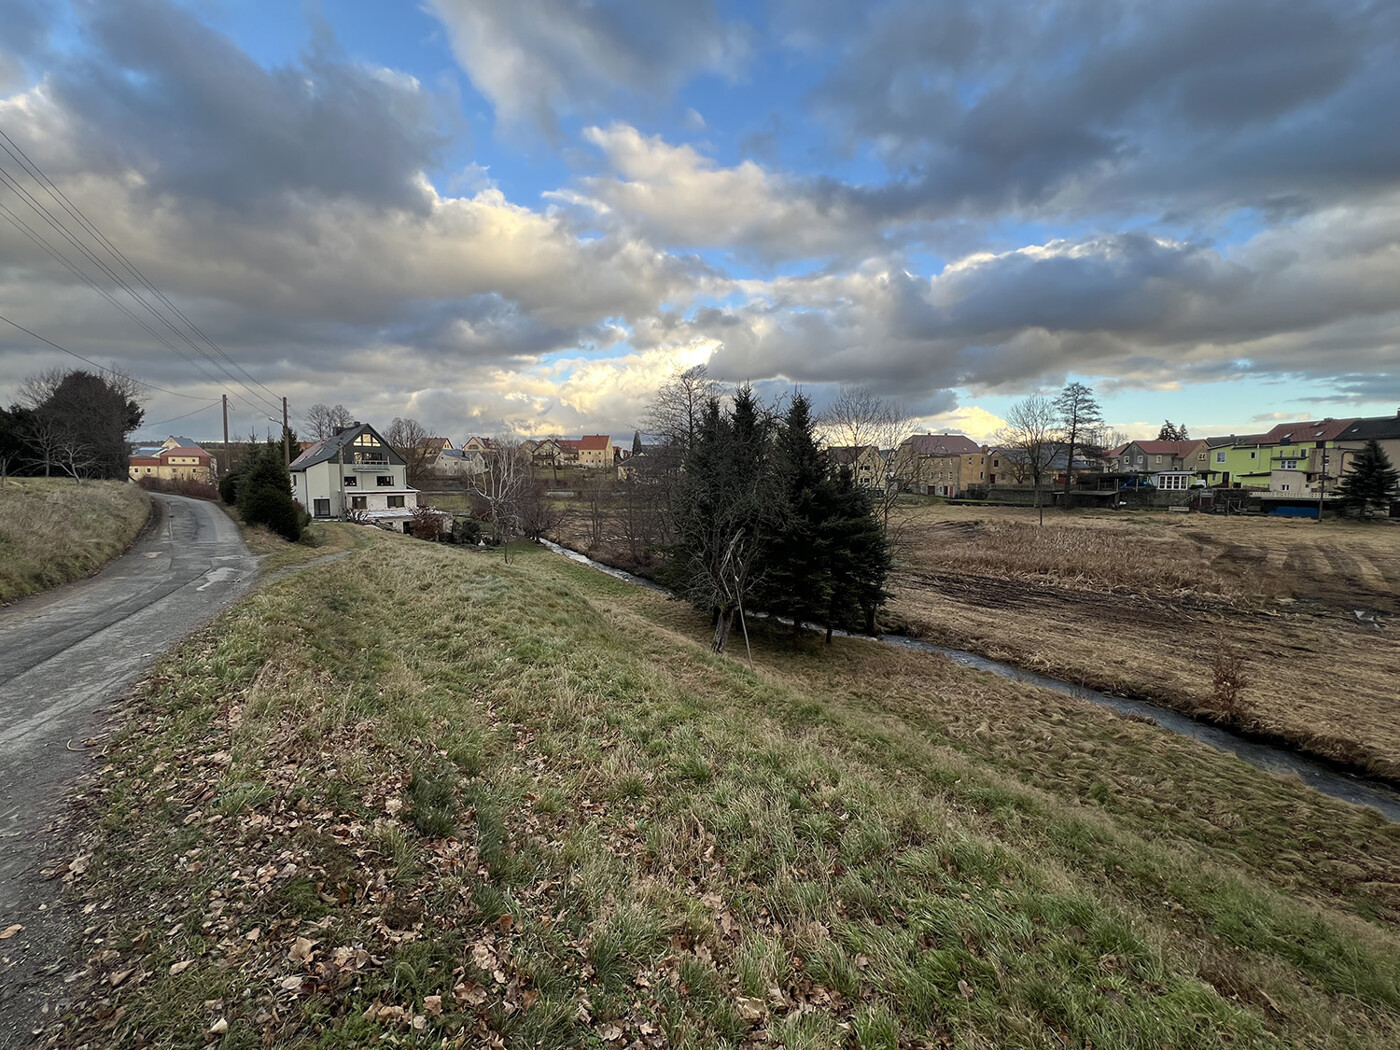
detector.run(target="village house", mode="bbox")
[1206,420,1359,493]
[1110,439,1208,490]
[578,434,613,470]
[1335,411,1400,479]
[289,422,420,532]
[128,435,217,483]
[892,434,985,496]
[827,445,887,490]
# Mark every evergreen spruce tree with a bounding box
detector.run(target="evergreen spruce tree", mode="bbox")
[820,467,892,639]
[1337,440,1399,519]
[237,445,302,541]
[632,430,643,455]
[760,393,831,633]
[664,387,775,653]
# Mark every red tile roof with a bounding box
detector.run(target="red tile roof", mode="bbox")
[579,434,612,451]
[1130,440,1199,456]
[1259,418,1359,444]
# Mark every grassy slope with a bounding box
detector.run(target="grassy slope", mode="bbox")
[0,478,150,604]
[50,538,1400,1049]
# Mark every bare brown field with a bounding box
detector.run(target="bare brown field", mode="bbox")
[888,504,1400,781]
[548,497,1400,780]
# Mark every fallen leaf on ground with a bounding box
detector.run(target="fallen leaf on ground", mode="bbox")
[0,924,22,940]
[208,1018,228,1035]
[423,995,442,1016]
[169,961,193,975]
[736,996,768,1021]
[109,969,134,987]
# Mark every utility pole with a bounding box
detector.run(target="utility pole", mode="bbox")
[221,394,229,447]
[1316,448,1327,522]
[282,396,291,468]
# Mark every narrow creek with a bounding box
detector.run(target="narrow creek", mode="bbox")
[540,540,1400,822]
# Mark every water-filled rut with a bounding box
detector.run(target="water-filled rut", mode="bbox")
[540,540,1400,822]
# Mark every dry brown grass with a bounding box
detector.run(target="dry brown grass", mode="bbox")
[887,502,1400,780]
[0,477,150,604]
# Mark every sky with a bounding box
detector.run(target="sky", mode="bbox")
[1,0,1398,446]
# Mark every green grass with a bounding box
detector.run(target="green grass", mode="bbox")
[48,539,1400,1049]
[0,477,150,603]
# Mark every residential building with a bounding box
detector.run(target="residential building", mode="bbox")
[289,422,419,531]
[1332,412,1400,484]
[1111,439,1207,490]
[1202,419,1360,493]
[578,434,613,469]
[461,436,496,456]
[892,434,985,496]
[556,438,582,465]
[128,435,217,483]
[827,445,887,490]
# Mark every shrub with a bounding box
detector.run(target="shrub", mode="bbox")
[409,506,450,541]
[135,476,219,500]
[218,470,240,505]
[1210,647,1250,724]
[451,516,483,545]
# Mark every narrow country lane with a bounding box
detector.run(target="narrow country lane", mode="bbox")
[0,494,257,1047]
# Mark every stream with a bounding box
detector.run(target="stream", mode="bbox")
[540,540,1400,822]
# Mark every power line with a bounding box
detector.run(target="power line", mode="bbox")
[139,401,222,429]
[0,312,217,401]
[0,126,291,414]
[0,134,292,422]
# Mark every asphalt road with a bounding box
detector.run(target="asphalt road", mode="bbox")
[0,493,256,1047]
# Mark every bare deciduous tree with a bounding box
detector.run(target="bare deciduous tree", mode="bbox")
[821,384,912,532]
[306,403,354,440]
[643,364,719,453]
[994,395,1059,523]
[469,437,529,563]
[386,416,432,485]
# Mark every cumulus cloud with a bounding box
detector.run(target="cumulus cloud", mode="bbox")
[426,0,749,136]
[554,124,886,260]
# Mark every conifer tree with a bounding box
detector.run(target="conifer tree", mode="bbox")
[820,467,892,638]
[1337,440,1399,519]
[664,386,775,653]
[238,444,302,541]
[760,393,831,633]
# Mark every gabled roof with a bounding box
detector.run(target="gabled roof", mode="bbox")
[579,434,612,451]
[1205,434,1267,448]
[827,444,881,465]
[289,423,404,471]
[420,437,452,453]
[166,435,203,449]
[1259,418,1359,444]
[1128,439,1199,457]
[1335,414,1400,442]
[900,434,982,457]
[557,438,582,451]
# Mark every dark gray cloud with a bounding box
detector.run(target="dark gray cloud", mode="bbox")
[29,0,449,214]
[808,0,1399,226]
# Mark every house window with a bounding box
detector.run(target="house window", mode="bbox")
[1280,483,1291,492]
[1215,451,1226,463]
[377,475,393,486]
[344,475,357,486]
[351,495,367,509]
[1155,455,1163,464]
[1249,451,1256,459]
[313,498,330,517]
[1280,459,1298,470]
[354,434,376,446]
[387,495,405,509]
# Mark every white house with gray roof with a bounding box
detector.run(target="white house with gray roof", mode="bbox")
[289,422,420,532]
